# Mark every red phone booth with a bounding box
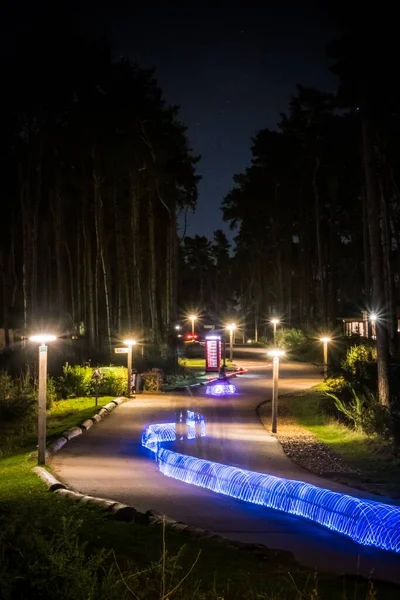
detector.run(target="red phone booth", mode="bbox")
[205,334,222,372]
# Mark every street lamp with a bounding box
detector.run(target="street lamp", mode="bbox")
[320,337,331,379]
[29,334,57,465]
[188,314,197,337]
[123,339,137,398]
[267,349,285,434]
[369,313,377,339]
[226,323,236,362]
[271,318,280,345]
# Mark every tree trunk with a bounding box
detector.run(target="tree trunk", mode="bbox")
[361,187,371,300]
[148,194,159,341]
[131,181,143,332]
[82,200,95,346]
[362,117,390,406]
[312,157,324,320]
[94,172,112,353]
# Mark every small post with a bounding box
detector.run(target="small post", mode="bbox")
[123,339,137,398]
[267,349,284,435]
[226,323,236,362]
[38,344,48,465]
[127,344,132,399]
[272,355,279,434]
[271,318,280,346]
[320,337,331,379]
[29,334,56,466]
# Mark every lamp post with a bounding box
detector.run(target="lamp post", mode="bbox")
[189,315,197,337]
[29,334,56,465]
[369,313,377,339]
[320,337,331,379]
[271,318,280,345]
[267,349,285,434]
[123,339,137,398]
[227,323,236,362]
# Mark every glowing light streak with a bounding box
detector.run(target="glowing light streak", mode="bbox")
[141,411,400,554]
[206,383,236,396]
[157,449,400,553]
[141,411,206,453]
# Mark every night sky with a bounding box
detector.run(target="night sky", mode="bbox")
[4,2,339,240]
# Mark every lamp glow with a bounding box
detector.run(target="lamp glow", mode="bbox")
[29,334,56,343]
[271,318,280,324]
[370,313,377,323]
[123,339,137,346]
[320,337,331,343]
[267,349,285,358]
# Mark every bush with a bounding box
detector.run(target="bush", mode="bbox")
[95,366,127,396]
[275,328,308,349]
[142,368,164,392]
[0,371,36,424]
[341,343,377,390]
[57,364,92,398]
[325,386,393,439]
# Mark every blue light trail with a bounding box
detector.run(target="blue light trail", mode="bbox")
[141,412,400,553]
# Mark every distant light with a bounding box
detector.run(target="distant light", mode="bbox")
[320,337,331,343]
[29,334,56,344]
[205,335,220,340]
[370,313,377,323]
[123,339,137,347]
[247,339,252,344]
[271,318,280,325]
[267,349,285,358]
[175,325,181,330]
[177,334,182,338]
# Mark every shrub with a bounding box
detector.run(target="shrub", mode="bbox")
[326,388,365,430]
[0,371,36,424]
[325,386,393,439]
[142,368,164,392]
[95,366,127,396]
[341,343,377,389]
[275,328,308,349]
[57,364,93,398]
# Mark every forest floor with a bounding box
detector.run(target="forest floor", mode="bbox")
[259,387,400,500]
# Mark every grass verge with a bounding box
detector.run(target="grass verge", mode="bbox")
[1,398,399,598]
[289,388,400,485]
[178,357,235,370]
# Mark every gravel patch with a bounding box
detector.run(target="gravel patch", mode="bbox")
[258,395,356,477]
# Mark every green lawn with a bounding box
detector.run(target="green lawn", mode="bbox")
[47,396,114,438]
[289,388,400,483]
[179,357,235,370]
[0,397,398,598]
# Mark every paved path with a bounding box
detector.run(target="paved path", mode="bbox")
[52,351,400,583]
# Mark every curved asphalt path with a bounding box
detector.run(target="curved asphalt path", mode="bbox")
[52,348,400,583]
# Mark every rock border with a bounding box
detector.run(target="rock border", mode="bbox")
[32,390,296,565]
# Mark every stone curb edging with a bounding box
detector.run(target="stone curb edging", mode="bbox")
[33,465,296,564]
[32,392,296,566]
[44,396,126,462]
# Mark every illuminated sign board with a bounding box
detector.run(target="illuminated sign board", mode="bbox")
[205,335,221,372]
